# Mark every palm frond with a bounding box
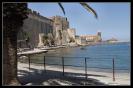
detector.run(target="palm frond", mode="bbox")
[80,2,98,19]
[58,2,65,15]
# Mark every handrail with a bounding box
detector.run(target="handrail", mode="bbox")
[24,55,130,81]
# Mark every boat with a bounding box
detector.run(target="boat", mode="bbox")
[80,46,86,50]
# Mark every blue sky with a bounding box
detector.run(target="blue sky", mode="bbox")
[28,3,130,42]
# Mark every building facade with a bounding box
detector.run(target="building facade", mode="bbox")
[51,16,69,45]
[75,35,81,45]
[17,9,73,48]
[17,9,53,48]
[67,28,76,43]
[81,32,102,43]
[75,35,87,45]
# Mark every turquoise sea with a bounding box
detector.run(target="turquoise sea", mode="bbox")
[30,42,130,73]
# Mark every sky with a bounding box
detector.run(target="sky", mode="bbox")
[28,3,130,42]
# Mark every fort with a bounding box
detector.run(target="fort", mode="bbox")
[17,9,102,48]
[17,9,71,48]
[17,9,53,48]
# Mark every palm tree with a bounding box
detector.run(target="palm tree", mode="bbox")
[3,2,98,85]
[58,2,98,19]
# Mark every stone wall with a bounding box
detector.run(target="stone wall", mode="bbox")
[75,36,81,45]
[18,9,74,48]
[17,9,53,48]
[67,28,76,43]
[51,16,69,45]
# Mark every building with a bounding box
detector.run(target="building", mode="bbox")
[67,28,76,43]
[80,32,102,44]
[81,38,87,45]
[75,35,81,45]
[75,35,87,45]
[18,9,79,48]
[17,9,54,48]
[51,16,69,45]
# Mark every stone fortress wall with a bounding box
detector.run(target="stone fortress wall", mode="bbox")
[17,9,102,48]
[17,9,54,48]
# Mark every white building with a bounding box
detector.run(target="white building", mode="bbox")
[81,32,102,43]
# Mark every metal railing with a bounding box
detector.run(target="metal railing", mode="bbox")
[25,55,129,81]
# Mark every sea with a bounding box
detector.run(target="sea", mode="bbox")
[30,42,131,73]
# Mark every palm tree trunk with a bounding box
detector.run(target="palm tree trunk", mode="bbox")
[3,27,20,85]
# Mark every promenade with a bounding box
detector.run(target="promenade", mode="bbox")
[17,62,130,86]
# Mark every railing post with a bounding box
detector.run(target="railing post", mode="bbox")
[28,55,30,71]
[62,57,64,76]
[112,58,115,81]
[44,56,46,72]
[85,57,87,80]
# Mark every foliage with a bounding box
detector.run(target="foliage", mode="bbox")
[43,35,48,40]
[58,2,98,19]
[79,2,98,19]
[48,33,55,45]
[42,35,49,46]
[69,37,75,43]
[3,3,28,34]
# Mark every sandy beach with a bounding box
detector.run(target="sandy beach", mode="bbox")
[17,62,130,86]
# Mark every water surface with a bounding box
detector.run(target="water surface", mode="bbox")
[30,42,130,73]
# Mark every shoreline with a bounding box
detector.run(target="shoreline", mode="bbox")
[17,41,130,54]
[17,62,130,85]
[42,41,130,51]
[17,42,130,85]
[19,61,130,74]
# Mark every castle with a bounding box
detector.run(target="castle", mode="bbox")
[17,9,102,48]
[17,9,54,48]
[17,9,76,48]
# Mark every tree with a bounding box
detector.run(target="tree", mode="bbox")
[3,3,28,85]
[58,2,98,19]
[47,33,55,46]
[42,35,49,46]
[69,37,75,43]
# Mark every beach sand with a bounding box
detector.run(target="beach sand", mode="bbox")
[17,62,130,86]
